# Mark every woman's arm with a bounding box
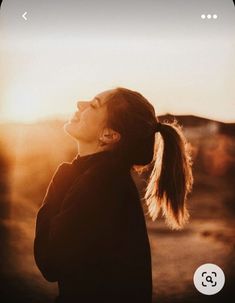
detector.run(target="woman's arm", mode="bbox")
[46,166,125,279]
[34,163,70,282]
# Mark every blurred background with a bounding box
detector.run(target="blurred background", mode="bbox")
[0,116,235,303]
[0,0,235,302]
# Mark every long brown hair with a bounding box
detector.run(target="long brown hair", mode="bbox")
[103,87,193,230]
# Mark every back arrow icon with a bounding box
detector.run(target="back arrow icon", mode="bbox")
[22,12,27,20]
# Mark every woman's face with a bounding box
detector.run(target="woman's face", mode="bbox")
[64,89,113,144]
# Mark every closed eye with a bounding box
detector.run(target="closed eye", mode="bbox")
[90,103,96,109]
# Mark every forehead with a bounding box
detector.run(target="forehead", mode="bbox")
[95,89,115,105]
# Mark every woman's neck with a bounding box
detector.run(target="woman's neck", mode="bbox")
[77,142,106,157]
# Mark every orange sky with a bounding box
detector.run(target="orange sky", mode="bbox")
[0,0,235,123]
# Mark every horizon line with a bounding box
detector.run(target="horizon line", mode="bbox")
[0,113,234,125]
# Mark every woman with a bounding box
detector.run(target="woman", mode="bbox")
[34,87,193,303]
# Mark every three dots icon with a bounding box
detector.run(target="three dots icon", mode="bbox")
[201,14,218,19]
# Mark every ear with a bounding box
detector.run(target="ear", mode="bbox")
[99,128,121,145]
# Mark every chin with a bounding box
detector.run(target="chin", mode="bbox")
[63,120,80,140]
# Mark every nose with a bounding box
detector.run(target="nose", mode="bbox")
[76,101,89,111]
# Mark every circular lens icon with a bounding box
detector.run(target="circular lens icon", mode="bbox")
[193,263,225,295]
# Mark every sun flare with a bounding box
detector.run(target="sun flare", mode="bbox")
[3,83,49,123]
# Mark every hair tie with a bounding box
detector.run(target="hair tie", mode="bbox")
[154,122,162,133]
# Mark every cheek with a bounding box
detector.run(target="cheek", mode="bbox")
[82,112,103,134]
[80,114,96,134]
[64,117,99,140]
[64,108,107,140]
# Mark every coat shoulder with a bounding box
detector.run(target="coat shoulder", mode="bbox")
[51,162,74,185]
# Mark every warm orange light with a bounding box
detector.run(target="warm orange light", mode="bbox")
[3,84,43,122]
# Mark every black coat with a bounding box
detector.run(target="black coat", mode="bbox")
[34,149,152,303]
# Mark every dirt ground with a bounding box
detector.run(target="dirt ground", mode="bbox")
[1,215,234,303]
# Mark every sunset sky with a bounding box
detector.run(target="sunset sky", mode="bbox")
[0,0,235,123]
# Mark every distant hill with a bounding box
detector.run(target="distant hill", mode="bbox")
[158,114,235,136]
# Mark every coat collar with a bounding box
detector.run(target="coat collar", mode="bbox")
[71,149,131,174]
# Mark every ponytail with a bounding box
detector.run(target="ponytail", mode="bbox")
[144,119,193,230]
